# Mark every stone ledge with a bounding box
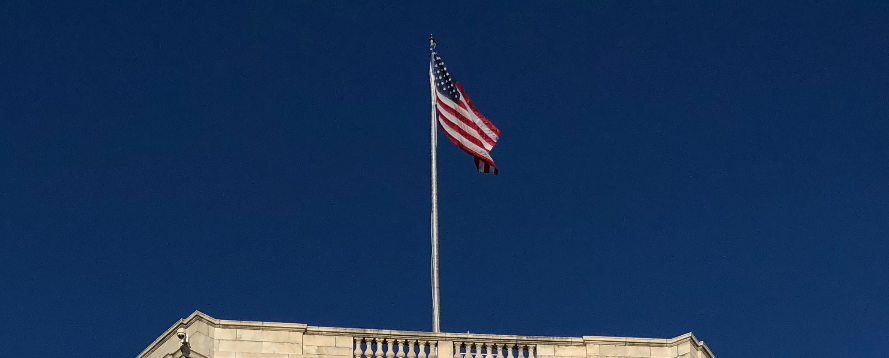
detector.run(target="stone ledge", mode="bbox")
[309,326,583,345]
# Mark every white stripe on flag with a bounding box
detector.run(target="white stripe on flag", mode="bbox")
[436,100,493,150]
[437,118,495,163]
[456,91,499,143]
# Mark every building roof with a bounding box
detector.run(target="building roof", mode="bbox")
[137,311,716,358]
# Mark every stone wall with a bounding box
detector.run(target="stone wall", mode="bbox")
[135,311,715,358]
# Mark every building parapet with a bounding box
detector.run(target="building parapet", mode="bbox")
[136,311,715,358]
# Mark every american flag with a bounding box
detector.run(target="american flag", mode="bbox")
[430,38,500,175]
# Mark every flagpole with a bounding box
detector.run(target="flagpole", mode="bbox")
[429,34,441,333]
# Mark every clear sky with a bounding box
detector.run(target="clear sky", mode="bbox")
[1,2,887,358]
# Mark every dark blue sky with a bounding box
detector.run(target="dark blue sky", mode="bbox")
[2,2,887,357]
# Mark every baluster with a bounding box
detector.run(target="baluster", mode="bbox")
[506,344,515,358]
[375,339,384,358]
[528,346,536,358]
[397,340,407,358]
[354,338,364,358]
[475,343,483,358]
[418,341,428,358]
[495,344,504,358]
[387,339,396,358]
[408,340,418,358]
[364,339,374,358]
[428,341,437,358]
[454,342,463,358]
[485,344,495,358]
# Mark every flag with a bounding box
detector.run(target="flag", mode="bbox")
[430,40,501,175]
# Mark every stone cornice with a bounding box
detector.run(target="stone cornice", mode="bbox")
[215,318,308,331]
[136,311,205,358]
[308,325,584,345]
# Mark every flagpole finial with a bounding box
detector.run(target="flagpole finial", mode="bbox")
[430,34,436,50]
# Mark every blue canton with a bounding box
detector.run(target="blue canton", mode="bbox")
[431,51,461,103]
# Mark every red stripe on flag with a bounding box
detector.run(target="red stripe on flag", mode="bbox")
[437,107,490,151]
[456,83,500,138]
[436,93,497,147]
[438,122,496,168]
[474,156,498,175]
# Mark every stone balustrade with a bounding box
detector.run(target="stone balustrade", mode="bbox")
[453,341,535,358]
[136,311,716,358]
[353,338,437,358]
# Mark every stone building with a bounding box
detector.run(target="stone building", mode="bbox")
[137,311,716,358]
